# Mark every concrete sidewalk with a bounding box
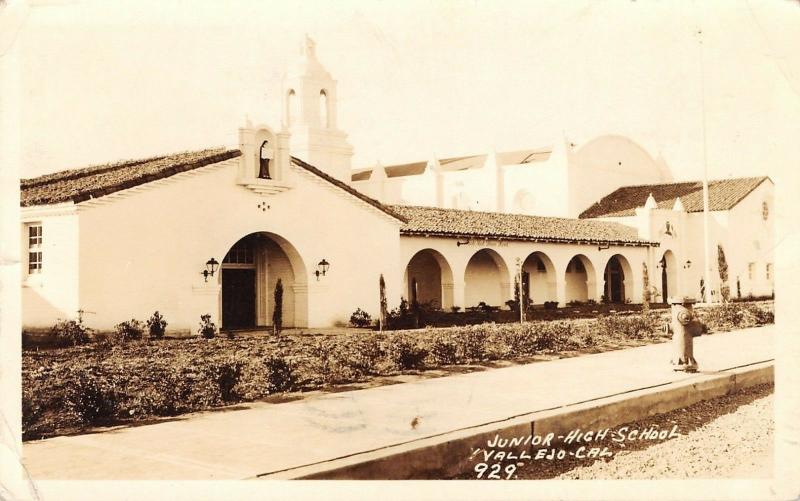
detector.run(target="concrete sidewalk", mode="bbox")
[22,326,774,480]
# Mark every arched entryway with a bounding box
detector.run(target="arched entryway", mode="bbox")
[404,249,454,309]
[521,251,557,305]
[659,250,678,304]
[603,254,633,303]
[464,249,511,308]
[565,254,597,303]
[219,232,307,329]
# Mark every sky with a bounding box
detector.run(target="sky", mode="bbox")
[5,0,800,181]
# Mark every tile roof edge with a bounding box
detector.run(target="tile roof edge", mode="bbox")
[398,228,659,247]
[290,157,407,222]
[391,204,635,225]
[20,150,242,207]
[612,175,768,190]
[579,175,771,219]
[718,176,770,212]
[391,205,658,246]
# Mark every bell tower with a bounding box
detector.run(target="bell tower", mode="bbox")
[282,35,354,184]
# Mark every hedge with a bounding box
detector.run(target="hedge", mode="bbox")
[22,301,773,440]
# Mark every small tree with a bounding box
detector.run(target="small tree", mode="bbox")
[198,314,217,339]
[379,274,387,332]
[642,262,650,315]
[146,311,167,339]
[273,278,284,335]
[717,244,730,303]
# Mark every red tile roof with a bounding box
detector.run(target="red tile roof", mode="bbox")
[21,148,242,207]
[20,148,406,221]
[391,205,657,246]
[580,177,770,219]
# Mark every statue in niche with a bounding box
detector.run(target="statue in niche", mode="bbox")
[259,141,273,179]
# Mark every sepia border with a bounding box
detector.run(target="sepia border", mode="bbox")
[1,1,798,499]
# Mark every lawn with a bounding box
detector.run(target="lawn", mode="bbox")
[21,301,773,441]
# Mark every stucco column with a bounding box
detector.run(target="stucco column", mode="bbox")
[592,278,604,303]
[555,279,567,308]
[451,279,466,310]
[441,282,455,310]
[500,281,513,305]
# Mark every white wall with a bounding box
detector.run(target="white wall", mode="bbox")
[726,180,774,297]
[73,157,402,332]
[568,135,668,218]
[20,207,80,327]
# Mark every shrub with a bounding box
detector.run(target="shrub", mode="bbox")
[343,336,384,375]
[427,332,458,365]
[697,302,773,332]
[596,313,659,340]
[262,355,298,393]
[146,311,167,339]
[65,371,118,425]
[114,319,144,342]
[456,327,489,361]
[198,314,217,339]
[543,301,558,310]
[349,308,372,328]
[535,321,572,351]
[384,334,427,370]
[211,359,244,402]
[308,338,351,384]
[22,384,43,435]
[50,318,91,347]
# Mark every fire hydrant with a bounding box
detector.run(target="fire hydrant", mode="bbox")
[665,297,707,372]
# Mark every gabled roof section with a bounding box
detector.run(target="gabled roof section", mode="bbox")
[20,146,406,222]
[21,148,241,207]
[351,147,551,182]
[580,176,770,219]
[289,157,405,221]
[391,205,657,247]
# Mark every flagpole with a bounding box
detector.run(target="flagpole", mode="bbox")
[698,27,714,304]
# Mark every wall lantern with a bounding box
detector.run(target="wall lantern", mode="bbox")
[315,258,330,281]
[656,257,666,269]
[202,258,219,282]
[684,260,692,269]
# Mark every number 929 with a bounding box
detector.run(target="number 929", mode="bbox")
[474,462,517,479]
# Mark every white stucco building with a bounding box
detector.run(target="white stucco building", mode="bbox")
[19,38,775,333]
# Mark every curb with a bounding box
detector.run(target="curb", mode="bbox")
[256,361,773,480]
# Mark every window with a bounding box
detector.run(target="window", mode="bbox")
[28,224,43,274]
[748,262,755,281]
[319,89,329,128]
[762,201,769,221]
[286,89,296,126]
[223,239,254,264]
[766,263,772,280]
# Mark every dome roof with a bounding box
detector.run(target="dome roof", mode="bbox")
[284,35,332,81]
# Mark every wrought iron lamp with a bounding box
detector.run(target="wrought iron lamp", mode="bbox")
[315,259,330,281]
[202,258,219,282]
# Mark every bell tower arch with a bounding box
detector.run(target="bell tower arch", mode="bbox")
[282,35,354,184]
